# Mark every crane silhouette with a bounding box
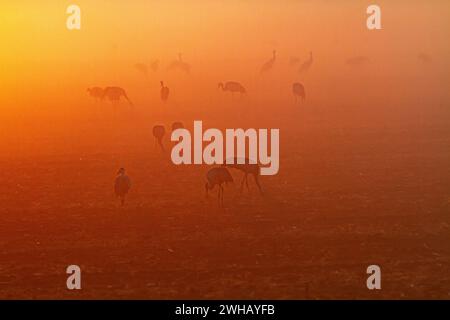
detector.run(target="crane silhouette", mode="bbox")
[87,87,104,101]
[292,82,306,102]
[261,50,276,73]
[171,121,184,131]
[152,125,166,151]
[223,157,263,195]
[160,81,169,102]
[102,87,133,106]
[114,168,131,206]
[298,51,313,74]
[167,53,191,74]
[218,81,246,96]
[205,167,234,207]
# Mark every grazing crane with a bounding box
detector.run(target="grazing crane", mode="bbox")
[171,121,184,131]
[218,81,246,96]
[298,51,313,74]
[167,53,191,74]
[102,86,133,106]
[224,157,263,195]
[114,168,131,206]
[292,82,306,102]
[160,81,170,102]
[87,87,104,101]
[261,50,276,73]
[205,167,234,207]
[152,125,166,151]
[150,59,159,72]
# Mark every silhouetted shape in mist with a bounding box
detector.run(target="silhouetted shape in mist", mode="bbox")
[167,53,191,74]
[289,56,300,66]
[102,87,133,106]
[150,59,160,72]
[160,81,170,102]
[224,157,263,195]
[218,81,246,96]
[298,51,313,74]
[418,52,432,64]
[292,82,306,102]
[87,87,104,101]
[115,168,131,206]
[205,167,234,207]
[171,122,184,131]
[134,63,148,76]
[152,125,166,152]
[260,50,276,73]
[346,56,370,66]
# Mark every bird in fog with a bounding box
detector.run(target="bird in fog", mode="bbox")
[171,121,184,131]
[418,53,432,64]
[87,87,104,101]
[298,51,313,74]
[292,82,306,102]
[134,63,148,76]
[115,167,131,206]
[218,81,246,96]
[224,158,263,195]
[150,59,159,72]
[260,50,276,73]
[167,53,191,74]
[152,125,166,151]
[205,167,234,207]
[160,81,170,102]
[346,56,370,66]
[102,87,133,106]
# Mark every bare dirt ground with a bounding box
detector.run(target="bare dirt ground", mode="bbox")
[0,102,449,299]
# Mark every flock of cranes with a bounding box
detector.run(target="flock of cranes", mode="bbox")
[89,50,313,108]
[109,48,433,207]
[105,49,314,207]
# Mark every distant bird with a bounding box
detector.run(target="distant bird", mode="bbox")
[152,125,166,151]
[292,82,306,102]
[87,87,104,101]
[205,167,234,207]
[298,51,313,74]
[224,157,263,195]
[102,87,133,106]
[167,53,191,74]
[114,168,131,206]
[261,50,276,73]
[346,56,370,66]
[160,81,169,102]
[218,81,246,96]
[134,63,148,76]
[171,122,184,131]
[150,59,159,72]
[418,53,432,64]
